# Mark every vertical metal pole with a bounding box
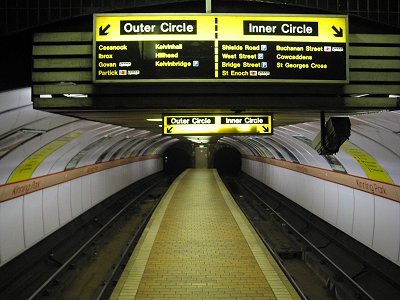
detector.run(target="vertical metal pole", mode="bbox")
[206,0,212,13]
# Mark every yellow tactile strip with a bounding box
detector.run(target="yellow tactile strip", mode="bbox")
[110,169,184,300]
[111,169,300,299]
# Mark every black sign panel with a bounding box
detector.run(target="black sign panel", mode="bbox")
[95,41,214,80]
[94,14,348,83]
[243,21,319,36]
[166,117,216,125]
[218,41,346,80]
[120,20,198,35]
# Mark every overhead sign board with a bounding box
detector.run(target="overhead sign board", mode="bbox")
[94,14,348,83]
[163,114,273,135]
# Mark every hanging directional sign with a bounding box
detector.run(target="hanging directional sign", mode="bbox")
[94,14,348,83]
[163,114,273,135]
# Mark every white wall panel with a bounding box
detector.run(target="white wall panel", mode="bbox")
[42,186,60,235]
[81,175,92,211]
[118,166,126,190]
[70,178,83,218]
[299,174,310,208]
[90,173,101,205]
[144,160,151,177]
[310,177,325,218]
[288,172,300,205]
[99,171,107,199]
[122,165,130,187]
[269,163,278,191]
[260,163,266,185]
[276,163,287,193]
[373,197,400,263]
[337,185,354,235]
[323,182,339,226]
[353,190,375,247]
[124,164,131,183]
[261,162,266,185]
[133,163,141,182]
[260,162,265,182]
[130,162,140,183]
[147,159,154,176]
[103,170,113,199]
[301,174,314,212]
[0,197,24,264]
[266,164,272,186]
[290,170,302,201]
[23,190,44,248]
[108,168,119,191]
[99,171,106,200]
[138,160,145,178]
[58,182,72,226]
[280,169,293,198]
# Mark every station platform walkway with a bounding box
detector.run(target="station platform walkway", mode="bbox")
[110,169,300,299]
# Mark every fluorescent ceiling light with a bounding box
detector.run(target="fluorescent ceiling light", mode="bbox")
[185,136,211,144]
[40,94,52,98]
[21,128,47,133]
[63,94,88,98]
[350,94,369,98]
[389,94,400,98]
[146,118,162,122]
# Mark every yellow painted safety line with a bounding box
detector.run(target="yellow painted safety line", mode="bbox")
[109,170,188,300]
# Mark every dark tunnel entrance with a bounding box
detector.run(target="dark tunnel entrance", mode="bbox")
[163,142,192,175]
[212,146,241,176]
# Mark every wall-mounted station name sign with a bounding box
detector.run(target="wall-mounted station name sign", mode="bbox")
[94,14,348,83]
[163,115,273,135]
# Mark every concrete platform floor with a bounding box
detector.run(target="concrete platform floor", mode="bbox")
[110,169,300,300]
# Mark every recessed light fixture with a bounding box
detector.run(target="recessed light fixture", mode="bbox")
[185,136,211,144]
[63,94,88,98]
[350,94,369,98]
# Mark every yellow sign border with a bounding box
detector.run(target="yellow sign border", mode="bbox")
[162,114,273,135]
[94,13,347,43]
[93,13,349,84]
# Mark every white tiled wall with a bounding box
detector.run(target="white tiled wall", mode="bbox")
[0,158,163,266]
[242,158,400,265]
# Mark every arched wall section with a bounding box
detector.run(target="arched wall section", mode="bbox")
[220,110,400,266]
[0,88,177,266]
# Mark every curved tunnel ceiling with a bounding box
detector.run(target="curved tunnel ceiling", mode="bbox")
[220,110,400,185]
[0,88,179,185]
[1,88,399,187]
